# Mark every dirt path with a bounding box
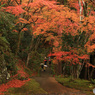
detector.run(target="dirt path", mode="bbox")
[34,67,87,95]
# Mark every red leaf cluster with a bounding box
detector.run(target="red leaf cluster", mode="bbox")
[0,78,30,95]
[0,59,31,95]
[87,63,95,68]
[16,60,29,77]
[49,51,89,65]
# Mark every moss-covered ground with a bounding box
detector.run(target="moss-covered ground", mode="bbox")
[55,76,95,95]
[4,79,47,95]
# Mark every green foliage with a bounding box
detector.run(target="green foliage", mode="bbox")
[57,0,67,5]
[5,32,18,53]
[0,11,15,34]
[56,77,95,95]
[0,7,16,52]
[17,31,32,60]
[17,74,27,81]
[24,67,32,76]
[0,4,6,8]
[0,7,17,77]
[21,31,32,49]
[51,64,56,75]
[28,51,43,72]
[4,53,17,75]
[0,37,10,52]
[62,33,88,51]
[91,79,95,84]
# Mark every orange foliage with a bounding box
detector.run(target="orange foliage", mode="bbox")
[2,0,81,50]
[21,28,28,32]
[78,54,89,60]
[87,63,95,68]
[49,51,90,65]
[1,0,95,68]
[12,30,18,33]
[85,32,95,53]
[6,5,25,16]
[87,44,95,53]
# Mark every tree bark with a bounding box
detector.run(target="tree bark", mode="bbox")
[76,61,85,79]
[58,60,62,75]
[15,31,21,56]
[34,36,41,51]
[26,35,34,66]
[84,64,87,79]
[79,0,82,22]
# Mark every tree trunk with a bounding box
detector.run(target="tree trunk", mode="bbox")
[34,36,40,51]
[62,63,66,76]
[79,0,82,22]
[26,35,34,66]
[26,53,31,66]
[90,68,95,79]
[88,66,90,80]
[58,60,62,75]
[70,66,74,80]
[82,0,87,17]
[84,64,87,79]
[89,53,95,79]
[76,61,85,79]
[15,31,21,56]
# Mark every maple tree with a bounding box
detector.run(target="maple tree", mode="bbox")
[0,0,58,66]
[45,0,95,78]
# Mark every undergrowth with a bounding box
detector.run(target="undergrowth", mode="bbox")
[4,79,47,95]
[55,76,95,95]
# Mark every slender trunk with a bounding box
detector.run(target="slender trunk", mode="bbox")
[15,31,21,56]
[88,66,90,80]
[62,64,66,76]
[82,0,87,17]
[70,66,74,80]
[79,0,82,22]
[34,36,40,51]
[15,11,24,56]
[89,54,95,79]
[84,64,87,79]
[58,60,62,75]
[26,53,31,66]
[89,67,95,80]
[72,66,74,80]
[26,35,34,66]
[77,61,85,78]
[77,0,83,42]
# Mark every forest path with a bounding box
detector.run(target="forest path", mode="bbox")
[33,66,86,95]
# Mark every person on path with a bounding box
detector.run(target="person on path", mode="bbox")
[48,56,51,67]
[40,62,44,71]
[44,57,47,65]
[44,57,47,71]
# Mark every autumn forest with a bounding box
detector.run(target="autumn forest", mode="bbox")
[0,0,95,95]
